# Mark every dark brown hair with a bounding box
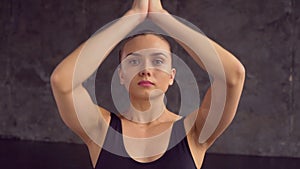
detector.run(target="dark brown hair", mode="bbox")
[118,32,172,64]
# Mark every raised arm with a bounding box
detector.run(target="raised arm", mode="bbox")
[148,0,245,149]
[50,0,149,145]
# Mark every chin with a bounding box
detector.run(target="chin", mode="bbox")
[131,89,165,100]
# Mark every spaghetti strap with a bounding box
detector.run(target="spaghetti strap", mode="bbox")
[168,117,187,149]
[96,114,196,169]
[109,113,122,133]
[101,112,127,156]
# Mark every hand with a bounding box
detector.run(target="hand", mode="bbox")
[125,0,149,20]
[132,0,148,13]
[148,0,166,13]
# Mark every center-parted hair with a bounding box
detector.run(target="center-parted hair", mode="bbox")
[118,31,173,64]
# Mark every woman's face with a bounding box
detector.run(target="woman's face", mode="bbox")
[119,34,176,99]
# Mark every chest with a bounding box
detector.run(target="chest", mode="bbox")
[91,116,207,169]
[121,120,173,161]
[121,120,172,137]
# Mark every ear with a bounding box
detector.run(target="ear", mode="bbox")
[118,67,125,85]
[169,68,176,85]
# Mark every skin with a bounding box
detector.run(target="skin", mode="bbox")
[119,34,175,109]
[50,0,246,168]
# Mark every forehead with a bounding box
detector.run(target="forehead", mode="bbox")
[121,34,171,58]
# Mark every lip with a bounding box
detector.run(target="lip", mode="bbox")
[138,80,155,87]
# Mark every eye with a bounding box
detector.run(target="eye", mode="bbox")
[152,58,164,66]
[128,59,140,65]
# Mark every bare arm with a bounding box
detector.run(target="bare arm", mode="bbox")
[50,0,149,145]
[148,0,246,149]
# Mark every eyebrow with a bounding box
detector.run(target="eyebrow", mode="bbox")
[150,52,169,58]
[125,52,142,58]
[124,52,169,58]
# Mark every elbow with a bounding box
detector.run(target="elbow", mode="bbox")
[227,64,246,87]
[50,72,72,94]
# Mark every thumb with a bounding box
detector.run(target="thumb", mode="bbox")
[148,0,163,12]
[132,0,148,12]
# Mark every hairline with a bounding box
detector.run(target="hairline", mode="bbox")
[118,33,172,64]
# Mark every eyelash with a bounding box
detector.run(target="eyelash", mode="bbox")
[153,59,164,65]
[126,57,165,66]
[128,59,140,65]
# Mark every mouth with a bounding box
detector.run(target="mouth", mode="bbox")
[138,80,155,87]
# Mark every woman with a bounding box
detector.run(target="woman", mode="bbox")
[50,0,245,168]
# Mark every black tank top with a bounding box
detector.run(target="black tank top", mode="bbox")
[94,113,197,169]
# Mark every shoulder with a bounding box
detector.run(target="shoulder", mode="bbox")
[96,105,112,124]
[165,110,182,122]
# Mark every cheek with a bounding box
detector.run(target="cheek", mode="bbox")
[121,68,138,82]
[123,74,140,90]
[155,73,172,89]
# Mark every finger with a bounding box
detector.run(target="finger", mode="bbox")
[132,0,148,11]
[149,0,163,12]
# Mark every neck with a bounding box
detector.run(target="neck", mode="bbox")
[121,94,166,124]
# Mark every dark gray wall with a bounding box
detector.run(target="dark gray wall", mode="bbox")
[0,0,299,158]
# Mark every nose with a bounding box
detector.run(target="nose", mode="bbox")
[138,58,152,77]
[138,68,152,77]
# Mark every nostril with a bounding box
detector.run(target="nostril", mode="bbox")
[139,69,151,76]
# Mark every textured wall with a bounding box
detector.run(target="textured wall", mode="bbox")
[0,0,299,158]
